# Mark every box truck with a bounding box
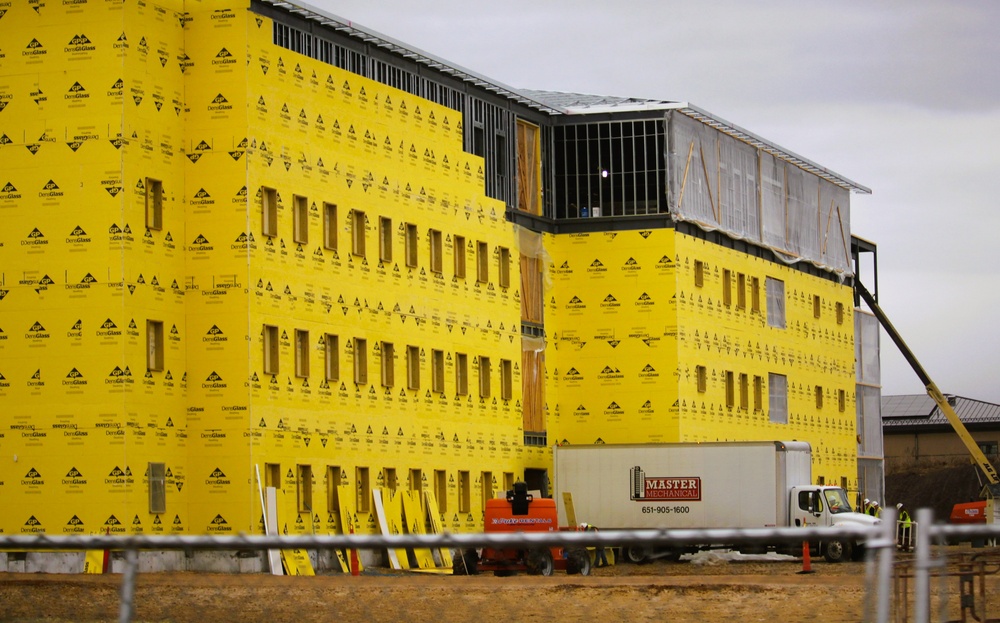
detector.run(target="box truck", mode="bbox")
[553,441,878,563]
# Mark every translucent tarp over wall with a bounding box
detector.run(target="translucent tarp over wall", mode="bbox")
[667,112,853,277]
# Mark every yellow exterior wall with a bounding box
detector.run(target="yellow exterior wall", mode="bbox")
[546,230,858,490]
[545,229,680,444]
[0,1,544,539]
[0,0,861,541]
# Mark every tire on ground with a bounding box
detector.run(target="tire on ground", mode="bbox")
[526,549,555,576]
[626,546,650,564]
[565,548,591,576]
[452,549,479,575]
[823,539,852,563]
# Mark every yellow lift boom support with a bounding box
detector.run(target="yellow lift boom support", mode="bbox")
[856,281,1000,498]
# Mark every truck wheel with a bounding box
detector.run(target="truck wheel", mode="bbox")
[526,549,554,576]
[626,546,649,564]
[565,548,591,576]
[823,539,852,563]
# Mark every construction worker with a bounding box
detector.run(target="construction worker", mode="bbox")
[897,503,912,552]
[868,501,881,518]
[581,523,608,568]
[863,498,871,515]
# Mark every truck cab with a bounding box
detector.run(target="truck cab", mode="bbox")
[789,486,879,561]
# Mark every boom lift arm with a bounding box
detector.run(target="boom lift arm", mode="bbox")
[855,280,1000,496]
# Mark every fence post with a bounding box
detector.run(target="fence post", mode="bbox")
[118,548,139,623]
[913,508,934,623]
[872,507,897,623]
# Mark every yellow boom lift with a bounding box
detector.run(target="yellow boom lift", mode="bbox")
[856,281,1000,514]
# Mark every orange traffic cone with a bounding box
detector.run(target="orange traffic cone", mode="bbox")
[798,540,814,574]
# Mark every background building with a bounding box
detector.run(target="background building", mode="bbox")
[0,0,882,570]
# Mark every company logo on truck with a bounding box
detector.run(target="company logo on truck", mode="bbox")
[630,466,701,501]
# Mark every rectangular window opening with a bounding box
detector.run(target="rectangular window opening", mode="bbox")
[326,466,342,515]
[325,334,339,382]
[351,210,366,257]
[481,471,494,508]
[838,388,846,412]
[297,464,313,513]
[432,349,445,394]
[356,467,370,513]
[836,301,845,325]
[148,462,166,514]
[430,229,443,274]
[479,356,491,398]
[354,337,368,384]
[323,202,337,250]
[405,222,418,268]
[753,375,763,412]
[737,273,746,310]
[498,246,510,288]
[379,216,393,263]
[458,470,471,513]
[454,235,467,279]
[723,269,732,307]
[476,241,489,283]
[293,195,309,244]
[146,177,163,231]
[696,365,707,393]
[739,373,749,410]
[813,295,821,319]
[263,324,279,375]
[264,463,281,490]
[694,260,704,288]
[262,186,278,237]
[725,370,735,407]
[434,470,447,514]
[815,385,824,409]
[406,345,420,390]
[295,329,309,378]
[500,358,512,401]
[766,277,786,329]
[147,319,164,371]
[456,352,469,396]
[751,276,761,313]
[768,373,788,424]
[381,341,395,387]
[383,467,397,493]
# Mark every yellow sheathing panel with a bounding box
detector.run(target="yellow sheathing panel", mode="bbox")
[1,0,856,544]
[546,229,680,445]
[672,232,857,488]
[0,0,190,538]
[545,228,857,490]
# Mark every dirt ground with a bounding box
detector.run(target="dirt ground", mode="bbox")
[0,548,995,623]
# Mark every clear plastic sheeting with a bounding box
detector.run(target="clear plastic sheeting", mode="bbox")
[667,111,854,277]
[857,385,884,457]
[855,311,881,385]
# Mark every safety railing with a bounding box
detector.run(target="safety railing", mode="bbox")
[3,507,1000,623]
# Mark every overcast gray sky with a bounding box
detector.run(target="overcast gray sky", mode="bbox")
[309,0,1000,404]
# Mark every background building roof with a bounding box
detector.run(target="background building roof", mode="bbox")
[882,394,1000,430]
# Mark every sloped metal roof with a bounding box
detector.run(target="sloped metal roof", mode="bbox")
[882,394,1000,429]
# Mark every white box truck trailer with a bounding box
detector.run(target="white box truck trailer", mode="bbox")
[553,441,878,563]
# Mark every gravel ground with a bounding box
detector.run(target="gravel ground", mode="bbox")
[0,547,995,623]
